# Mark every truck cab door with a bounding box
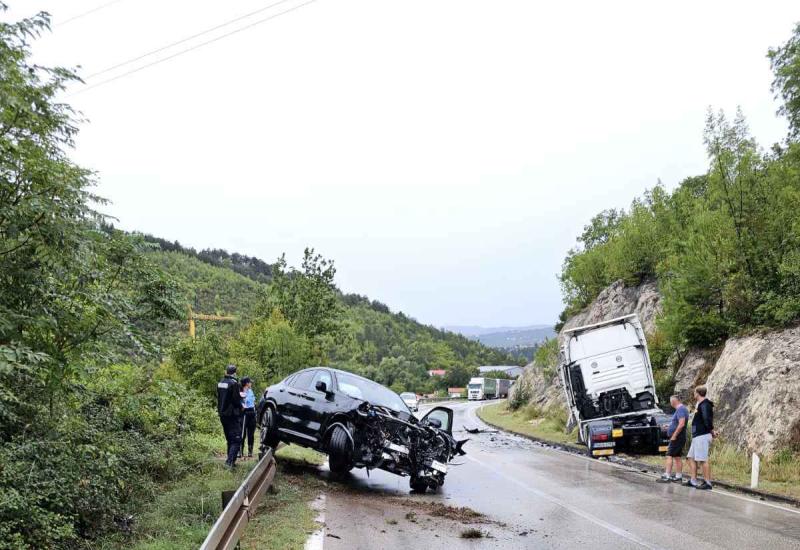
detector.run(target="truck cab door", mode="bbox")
[422,407,454,435]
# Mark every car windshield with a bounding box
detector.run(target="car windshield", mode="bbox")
[468,383,481,389]
[336,372,409,413]
[400,392,416,400]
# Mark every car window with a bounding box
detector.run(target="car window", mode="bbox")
[291,370,316,389]
[311,370,333,392]
[425,409,452,432]
[335,372,409,413]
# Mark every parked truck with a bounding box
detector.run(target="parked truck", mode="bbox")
[467,377,498,400]
[559,314,671,458]
[497,378,512,398]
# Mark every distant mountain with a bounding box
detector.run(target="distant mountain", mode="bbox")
[444,325,556,348]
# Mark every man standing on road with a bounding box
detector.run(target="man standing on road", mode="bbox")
[217,364,243,469]
[657,395,689,483]
[684,385,716,490]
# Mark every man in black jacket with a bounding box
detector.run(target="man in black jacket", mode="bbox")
[685,385,717,490]
[217,364,243,468]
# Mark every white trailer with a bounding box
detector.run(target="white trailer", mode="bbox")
[559,314,670,457]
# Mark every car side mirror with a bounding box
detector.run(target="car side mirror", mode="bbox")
[315,381,327,393]
[427,417,442,429]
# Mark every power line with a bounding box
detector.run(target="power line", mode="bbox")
[57,0,126,27]
[71,0,319,96]
[85,0,294,79]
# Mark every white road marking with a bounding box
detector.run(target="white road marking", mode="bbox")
[465,452,668,550]
[464,401,800,517]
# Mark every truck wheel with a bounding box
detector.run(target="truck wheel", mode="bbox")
[328,426,353,475]
[259,407,280,458]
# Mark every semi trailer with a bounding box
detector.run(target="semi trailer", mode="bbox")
[467,377,498,400]
[559,314,670,457]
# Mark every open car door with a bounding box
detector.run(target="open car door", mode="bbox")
[421,406,454,434]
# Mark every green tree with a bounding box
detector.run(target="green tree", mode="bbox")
[261,248,341,339]
[230,309,312,385]
[769,23,800,139]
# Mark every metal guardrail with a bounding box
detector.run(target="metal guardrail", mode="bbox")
[199,448,277,550]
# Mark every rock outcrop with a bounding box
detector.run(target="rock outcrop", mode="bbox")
[509,362,563,412]
[559,279,662,340]
[673,348,720,402]
[706,327,800,455]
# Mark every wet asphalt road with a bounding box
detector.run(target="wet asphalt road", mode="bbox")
[318,400,800,549]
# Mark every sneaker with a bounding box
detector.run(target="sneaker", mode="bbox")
[699,481,712,490]
[684,478,698,487]
[670,475,683,483]
[656,474,671,483]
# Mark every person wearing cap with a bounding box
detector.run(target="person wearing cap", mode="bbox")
[239,377,257,458]
[217,364,243,468]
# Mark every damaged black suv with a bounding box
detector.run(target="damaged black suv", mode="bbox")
[257,367,465,492]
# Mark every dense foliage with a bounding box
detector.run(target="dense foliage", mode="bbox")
[559,24,800,353]
[0,8,216,549]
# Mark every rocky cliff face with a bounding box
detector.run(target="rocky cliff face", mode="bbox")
[705,327,800,455]
[559,279,662,339]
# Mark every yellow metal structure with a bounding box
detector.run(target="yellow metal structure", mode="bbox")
[188,306,237,338]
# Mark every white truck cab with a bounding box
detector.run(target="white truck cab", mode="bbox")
[467,377,497,400]
[559,314,670,457]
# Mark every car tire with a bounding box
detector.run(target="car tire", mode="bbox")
[328,425,353,474]
[410,478,428,493]
[259,406,280,459]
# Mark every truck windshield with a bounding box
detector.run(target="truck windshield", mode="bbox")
[336,372,410,413]
[468,383,481,389]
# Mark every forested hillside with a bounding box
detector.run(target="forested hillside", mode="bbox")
[149,245,515,396]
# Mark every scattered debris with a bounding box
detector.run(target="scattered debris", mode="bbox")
[386,519,398,525]
[463,426,499,434]
[326,533,341,539]
[460,528,484,539]
[404,511,417,522]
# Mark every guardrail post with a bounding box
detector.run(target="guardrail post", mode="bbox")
[750,453,760,489]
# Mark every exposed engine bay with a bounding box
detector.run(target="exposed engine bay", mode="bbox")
[346,402,466,491]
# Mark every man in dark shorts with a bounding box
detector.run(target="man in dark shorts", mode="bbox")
[657,395,689,483]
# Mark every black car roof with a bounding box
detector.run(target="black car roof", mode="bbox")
[293,367,377,385]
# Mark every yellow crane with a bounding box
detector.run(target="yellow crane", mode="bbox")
[188,306,237,338]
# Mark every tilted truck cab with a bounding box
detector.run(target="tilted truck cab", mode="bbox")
[559,314,670,457]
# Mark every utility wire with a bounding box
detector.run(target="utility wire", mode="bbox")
[85,0,294,79]
[57,0,126,27]
[71,0,319,96]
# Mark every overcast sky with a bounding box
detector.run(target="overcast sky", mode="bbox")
[7,0,798,327]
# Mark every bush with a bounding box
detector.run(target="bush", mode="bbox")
[0,364,217,549]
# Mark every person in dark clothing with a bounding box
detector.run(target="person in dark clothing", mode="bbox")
[684,385,717,490]
[217,364,243,468]
[239,377,257,458]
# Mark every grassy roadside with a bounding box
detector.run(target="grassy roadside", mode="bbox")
[95,441,327,550]
[478,400,578,447]
[478,402,800,501]
[241,445,327,550]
